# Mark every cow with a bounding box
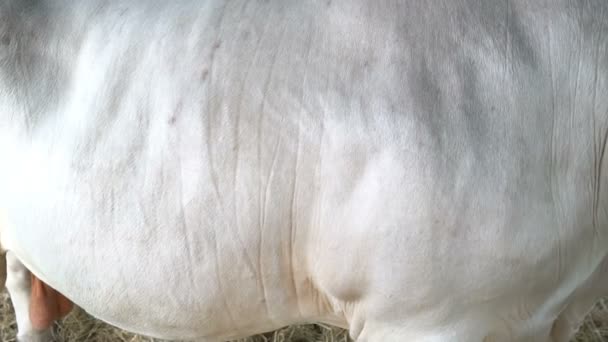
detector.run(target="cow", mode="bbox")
[1,0,607,341]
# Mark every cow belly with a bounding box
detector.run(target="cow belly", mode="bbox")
[2,132,606,341]
[0,175,296,339]
[3,230,297,340]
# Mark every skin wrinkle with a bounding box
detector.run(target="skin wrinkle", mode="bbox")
[408,56,444,151]
[82,34,142,160]
[200,13,257,324]
[209,218,239,332]
[596,131,608,237]
[546,23,563,285]
[230,8,247,252]
[198,29,260,283]
[310,48,330,318]
[202,0,227,242]
[198,18,243,328]
[289,22,314,319]
[231,1,266,282]
[459,57,491,165]
[173,115,199,305]
[16,42,33,131]
[571,34,582,139]
[256,21,287,322]
[455,0,538,74]
[591,10,605,238]
[261,128,282,324]
[505,0,510,71]
[289,124,301,317]
[505,1,537,70]
[111,192,140,323]
[592,61,599,232]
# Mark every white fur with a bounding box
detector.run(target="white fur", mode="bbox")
[1,1,607,341]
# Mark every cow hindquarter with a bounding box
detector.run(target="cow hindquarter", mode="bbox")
[307,1,608,340]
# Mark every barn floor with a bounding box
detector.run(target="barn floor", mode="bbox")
[0,291,606,341]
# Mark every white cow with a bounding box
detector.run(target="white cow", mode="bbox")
[1,0,607,341]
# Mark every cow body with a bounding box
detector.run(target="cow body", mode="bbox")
[1,0,607,341]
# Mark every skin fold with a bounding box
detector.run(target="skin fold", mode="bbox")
[29,275,73,331]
